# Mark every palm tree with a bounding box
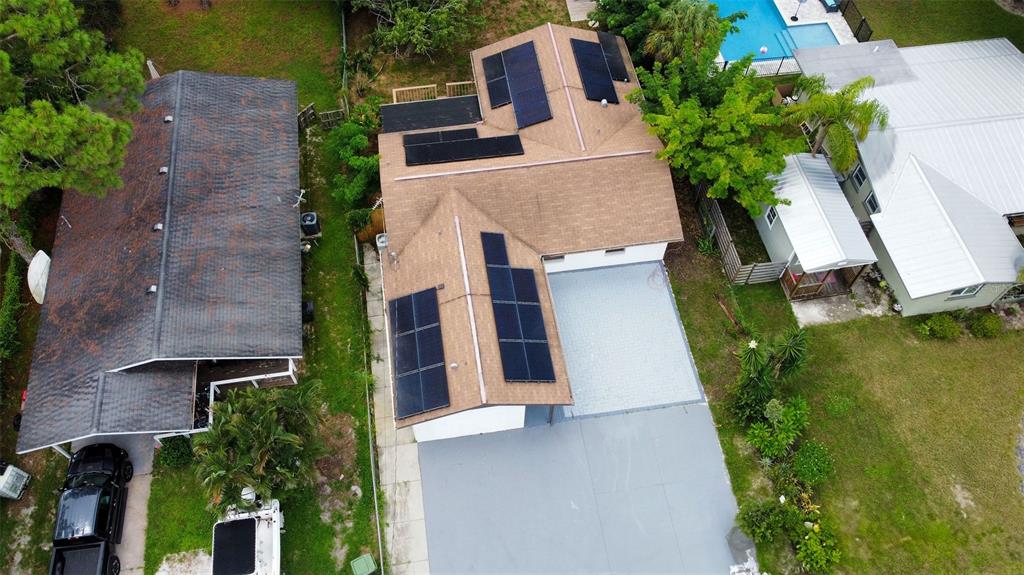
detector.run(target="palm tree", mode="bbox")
[642,0,741,64]
[193,382,326,513]
[784,75,889,172]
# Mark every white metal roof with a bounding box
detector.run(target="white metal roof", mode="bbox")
[871,156,1024,298]
[817,38,1024,217]
[774,154,877,273]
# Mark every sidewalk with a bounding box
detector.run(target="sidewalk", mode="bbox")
[364,244,430,575]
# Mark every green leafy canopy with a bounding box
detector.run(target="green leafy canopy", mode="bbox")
[0,0,145,208]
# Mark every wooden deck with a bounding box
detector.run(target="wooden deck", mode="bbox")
[781,265,866,301]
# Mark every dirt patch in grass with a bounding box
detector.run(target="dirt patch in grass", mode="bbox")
[317,412,358,483]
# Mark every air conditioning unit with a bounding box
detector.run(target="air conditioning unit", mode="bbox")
[0,461,31,500]
[300,212,322,238]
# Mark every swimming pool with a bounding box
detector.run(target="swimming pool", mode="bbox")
[717,0,839,61]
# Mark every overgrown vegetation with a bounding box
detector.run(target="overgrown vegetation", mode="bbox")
[325,100,382,207]
[350,0,483,58]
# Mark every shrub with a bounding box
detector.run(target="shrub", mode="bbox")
[0,257,25,361]
[793,441,834,486]
[345,207,373,233]
[156,435,194,469]
[796,523,842,574]
[747,397,809,460]
[326,119,380,207]
[969,313,1002,338]
[918,313,961,340]
[696,234,716,256]
[737,500,786,544]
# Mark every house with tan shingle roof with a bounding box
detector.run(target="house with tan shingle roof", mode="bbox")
[377,23,690,441]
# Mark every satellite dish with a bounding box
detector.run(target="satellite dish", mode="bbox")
[28,251,50,304]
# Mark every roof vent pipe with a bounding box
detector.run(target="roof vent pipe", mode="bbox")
[600,98,608,108]
[163,115,173,123]
[159,166,168,175]
[147,285,158,294]
[153,222,164,232]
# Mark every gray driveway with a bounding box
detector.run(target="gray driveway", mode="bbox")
[419,404,740,574]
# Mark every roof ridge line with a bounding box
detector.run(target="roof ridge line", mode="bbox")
[393,149,652,181]
[795,155,847,262]
[911,156,985,285]
[547,22,586,152]
[152,71,186,358]
[878,110,1024,134]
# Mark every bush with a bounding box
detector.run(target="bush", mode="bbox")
[156,435,194,469]
[793,441,834,486]
[796,523,842,574]
[747,397,809,460]
[345,208,373,233]
[969,313,1002,338]
[917,313,961,340]
[737,500,786,544]
[0,257,25,361]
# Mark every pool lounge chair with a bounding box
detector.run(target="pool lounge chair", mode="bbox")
[820,0,840,12]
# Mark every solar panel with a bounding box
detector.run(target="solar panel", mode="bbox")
[402,128,479,147]
[598,31,630,82]
[571,39,619,104]
[404,135,524,166]
[388,288,450,418]
[482,53,512,108]
[502,42,553,129]
[480,233,556,382]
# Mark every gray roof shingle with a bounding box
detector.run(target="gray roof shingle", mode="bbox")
[17,71,302,452]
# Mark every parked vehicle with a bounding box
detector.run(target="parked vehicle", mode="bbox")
[49,444,133,575]
[212,498,283,575]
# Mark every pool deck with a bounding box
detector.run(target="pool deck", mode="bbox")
[774,0,857,45]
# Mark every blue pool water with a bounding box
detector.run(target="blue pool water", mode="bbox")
[717,0,839,61]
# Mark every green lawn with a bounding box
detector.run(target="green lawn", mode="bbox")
[857,0,1024,50]
[670,197,1024,573]
[143,465,217,574]
[117,0,343,109]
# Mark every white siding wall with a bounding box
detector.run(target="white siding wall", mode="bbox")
[542,243,667,273]
[753,212,794,265]
[868,230,1010,316]
[412,405,526,442]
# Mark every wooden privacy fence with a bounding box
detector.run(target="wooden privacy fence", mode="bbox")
[297,103,346,131]
[695,188,787,285]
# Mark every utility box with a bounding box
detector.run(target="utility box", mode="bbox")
[350,554,377,575]
[0,461,31,500]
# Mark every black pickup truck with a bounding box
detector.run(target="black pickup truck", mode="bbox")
[49,443,133,575]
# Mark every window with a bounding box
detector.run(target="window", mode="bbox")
[851,164,867,189]
[765,206,779,229]
[864,192,880,214]
[949,284,983,298]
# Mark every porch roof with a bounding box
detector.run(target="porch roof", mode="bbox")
[774,154,877,273]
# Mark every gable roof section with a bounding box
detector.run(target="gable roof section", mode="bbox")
[774,154,876,272]
[17,71,301,453]
[871,156,1024,298]
[802,38,1024,217]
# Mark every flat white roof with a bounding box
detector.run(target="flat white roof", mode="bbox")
[774,154,877,273]
[871,156,1024,298]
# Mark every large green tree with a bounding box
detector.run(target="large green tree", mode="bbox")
[0,0,143,261]
[193,383,326,514]
[633,58,804,214]
[353,0,482,58]
[784,74,889,173]
[589,0,671,52]
[642,0,743,65]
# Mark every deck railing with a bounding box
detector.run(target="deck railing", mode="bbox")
[392,84,438,104]
[445,81,477,98]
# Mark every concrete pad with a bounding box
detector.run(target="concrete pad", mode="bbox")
[394,443,420,483]
[419,404,742,574]
[387,480,425,523]
[548,263,704,417]
[566,0,596,22]
[119,474,151,574]
[389,519,429,564]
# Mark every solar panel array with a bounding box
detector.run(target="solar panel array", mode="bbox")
[571,38,619,104]
[403,128,479,146]
[482,42,552,129]
[481,233,556,382]
[404,135,524,166]
[389,288,450,418]
[598,32,630,82]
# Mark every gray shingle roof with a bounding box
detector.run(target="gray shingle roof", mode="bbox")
[17,71,302,453]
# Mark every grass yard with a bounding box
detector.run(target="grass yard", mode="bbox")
[669,195,1024,573]
[857,0,1024,50]
[117,0,343,109]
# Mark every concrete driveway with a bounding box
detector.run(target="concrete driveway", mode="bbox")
[71,434,157,575]
[419,404,741,574]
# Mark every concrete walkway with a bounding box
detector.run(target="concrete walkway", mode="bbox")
[365,244,430,575]
[71,434,156,575]
[566,0,596,22]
